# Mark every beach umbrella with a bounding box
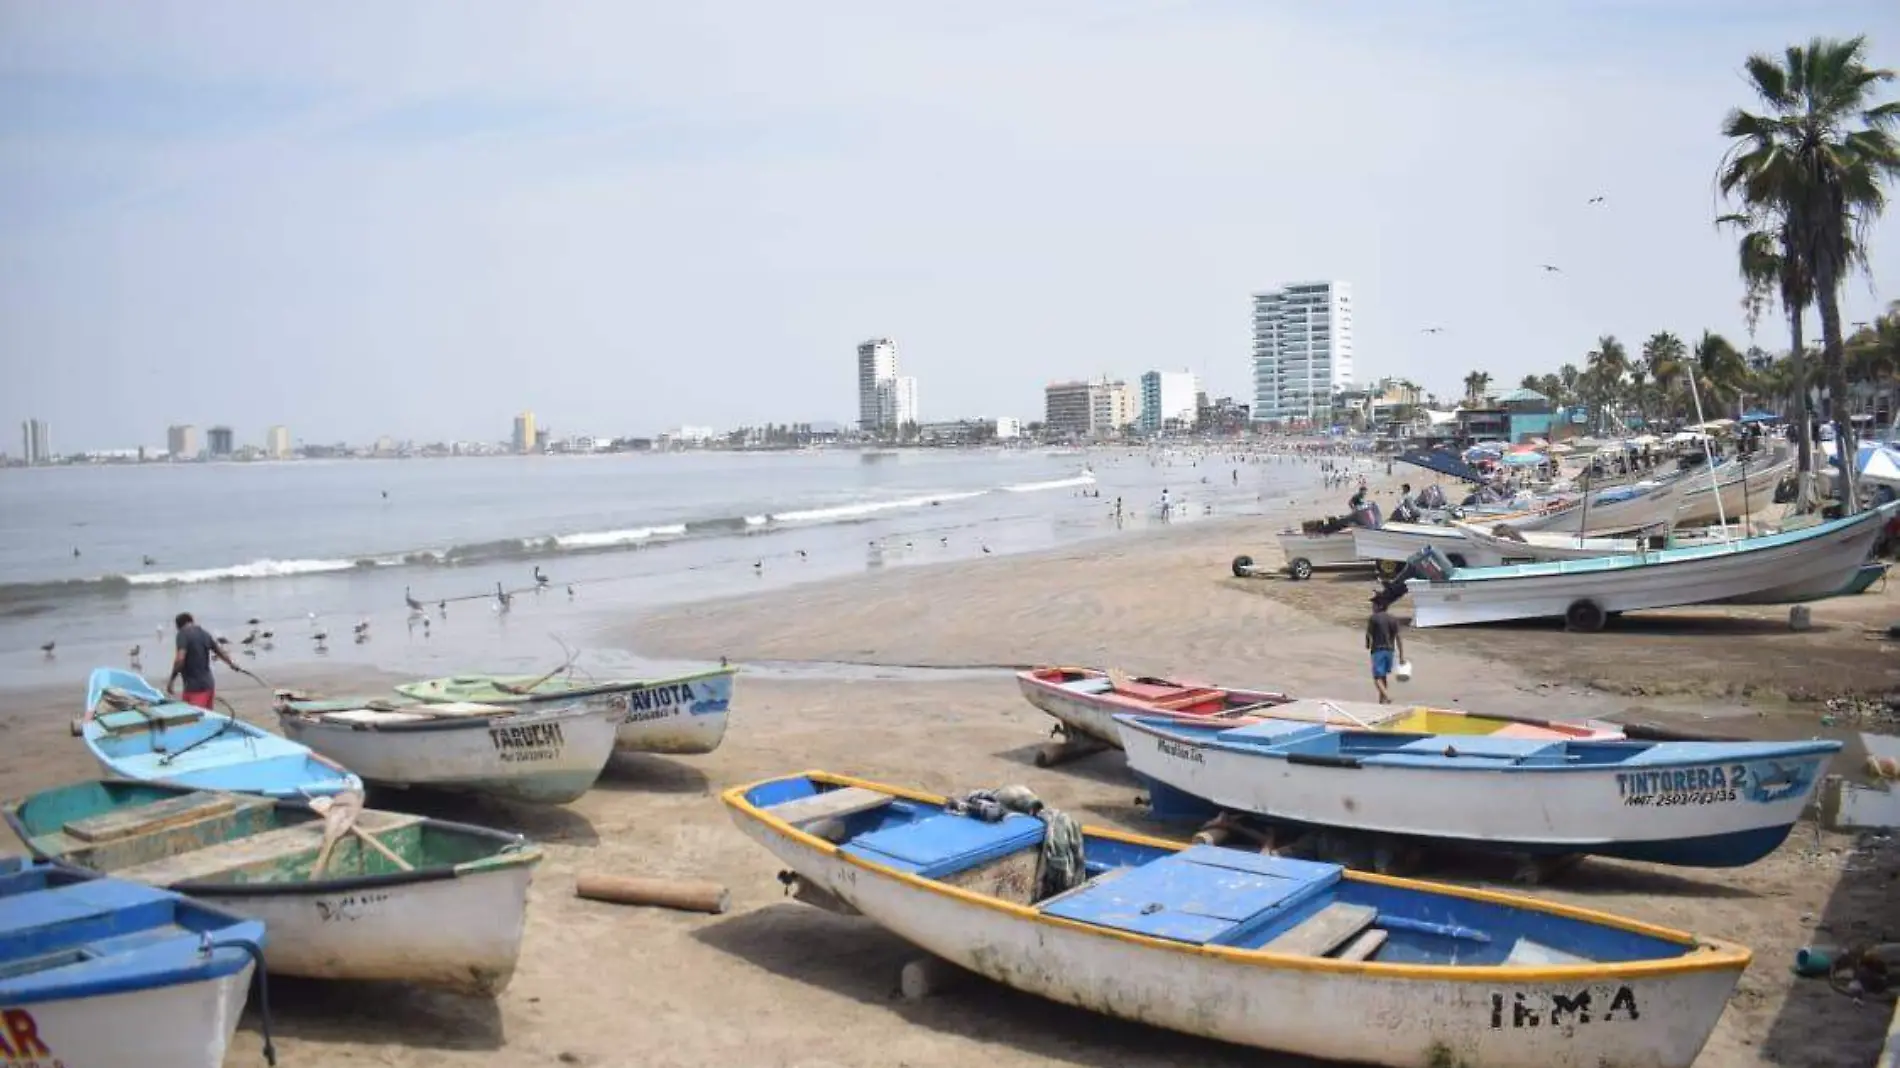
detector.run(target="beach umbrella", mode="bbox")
[1500,451,1547,466]
[1829,443,1900,483]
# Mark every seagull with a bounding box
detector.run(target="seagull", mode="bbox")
[381,490,388,500]
[797,550,808,559]
[72,547,80,558]
[40,641,55,657]
[142,555,156,567]
[495,583,512,612]
[215,635,231,646]
[753,561,763,574]
[404,587,422,612]
[352,619,370,636]
[1539,264,1562,273]
[259,630,273,640]
[240,630,258,646]
[155,625,164,639]
[981,544,992,555]
[532,566,550,588]
[566,584,575,599]
[1420,327,1445,335]
[246,617,261,626]
[939,537,948,546]
[129,644,141,661]
[1587,195,1607,205]
[312,630,328,642]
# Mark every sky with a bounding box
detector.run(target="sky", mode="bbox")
[4,1,1900,451]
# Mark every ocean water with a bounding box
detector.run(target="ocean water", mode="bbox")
[0,447,1328,691]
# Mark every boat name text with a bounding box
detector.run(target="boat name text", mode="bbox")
[1489,986,1639,1029]
[1616,760,1816,807]
[1155,738,1205,764]
[315,890,391,922]
[490,722,565,763]
[0,1009,52,1064]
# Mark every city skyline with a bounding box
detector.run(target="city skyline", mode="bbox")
[4,4,1898,451]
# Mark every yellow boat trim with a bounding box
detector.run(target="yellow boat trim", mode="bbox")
[723,770,1754,983]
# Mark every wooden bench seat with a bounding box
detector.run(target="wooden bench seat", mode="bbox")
[113,810,424,885]
[763,787,893,829]
[63,792,236,843]
[1263,903,1378,957]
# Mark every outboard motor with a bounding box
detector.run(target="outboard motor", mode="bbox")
[1351,501,1384,528]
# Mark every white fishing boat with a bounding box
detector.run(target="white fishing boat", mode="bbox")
[727,772,1749,1068]
[1676,455,1792,524]
[1116,715,1839,868]
[1450,522,1704,564]
[0,857,266,1068]
[275,698,621,804]
[1405,502,1896,629]
[5,781,541,996]
[1353,521,1488,570]
[392,666,737,755]
[1532,478,1686,536]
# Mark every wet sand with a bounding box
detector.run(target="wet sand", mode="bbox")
[3,464,1895,1067]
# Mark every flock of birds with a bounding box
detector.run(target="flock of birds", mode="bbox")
[1414,194,1608,337]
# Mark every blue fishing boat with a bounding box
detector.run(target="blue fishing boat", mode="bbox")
[1117,714,1841,867]
[728,772,1749,1068]
[0,855,268,1068]
[81,667,360,800]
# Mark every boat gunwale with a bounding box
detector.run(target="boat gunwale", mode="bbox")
[396,664,739,704]
[276,698,622,735]
[0,790,542,898]
[1115,714,1841,772]
[723,770,1753,983]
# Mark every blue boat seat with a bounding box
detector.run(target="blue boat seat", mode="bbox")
[842,811,1044,878]
[94,704,204,734]
[1218,720,1329,746]
[1043,845,1341,945]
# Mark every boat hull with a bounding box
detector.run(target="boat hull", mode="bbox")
[1273,531,1364,568]
[395,669,735,755]
[1538,480,1684,536]
[1117,718,1830,866]
[195,863,534,995]
[1676,458,1791,525]
[729,787,1742,1068]
[1353,523,1492,568]
[1407,505,1891,627]
[280,703,619,804]
[1015,672,1287,747]
[1,966,255,1068]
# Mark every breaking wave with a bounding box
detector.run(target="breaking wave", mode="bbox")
[0,470,1093,603]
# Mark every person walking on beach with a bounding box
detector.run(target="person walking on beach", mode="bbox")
[167,611,241,709]
[1159,487,1172,523]
[1366,596,1404,705]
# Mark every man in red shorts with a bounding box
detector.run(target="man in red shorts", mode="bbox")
[166,612,240,709]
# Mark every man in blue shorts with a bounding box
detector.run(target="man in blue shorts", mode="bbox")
[1366,594,1404,704]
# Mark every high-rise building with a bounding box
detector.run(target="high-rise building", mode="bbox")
[1139,371,1202,433]
[856,338,901,434]
[265,425,291,459]
[1044,378,1132,440]
[20,419,49,465]
[512,412,537,454]
[166,424,200,460]
[875,376,918,430]
[1251,281,1354,424]
[207,426,234,458]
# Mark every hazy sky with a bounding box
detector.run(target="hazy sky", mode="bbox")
[5,1,1900,450]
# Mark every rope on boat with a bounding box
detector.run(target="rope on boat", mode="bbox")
[205,935,276,1066]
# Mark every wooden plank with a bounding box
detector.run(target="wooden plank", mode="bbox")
[1334,928,1388,962]
[1263,903,1377,957]
[114,810,423,884]
[64,792,237,843]
[762,787,892,828]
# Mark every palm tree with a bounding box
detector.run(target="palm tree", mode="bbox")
[1463,370,1492,405]
[1640,332,1687,421]
[1585,336,1629,432]
[1692,331,1751,417]
[1721,36,1900,510]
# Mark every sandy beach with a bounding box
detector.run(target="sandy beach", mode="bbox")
[5,464,1898,1068]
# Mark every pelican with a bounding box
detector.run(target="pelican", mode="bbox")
[533,566,550,588]
[495,583,512,612]
[405,587,423,612]
[129,644,141,661]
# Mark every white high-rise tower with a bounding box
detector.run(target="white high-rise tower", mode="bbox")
[1251,281,1354,424]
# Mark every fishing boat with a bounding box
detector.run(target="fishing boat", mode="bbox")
[1532,478,1685,537]
[1117,714,1840,867]
[3,780,541,996]
[1450,521,1723,565]
[0,856,267,1068]
[1017,667,1624,749]
[726,771,1748,1068]
[1405,502,1897,629]
[80,667,360,801]
[391,665,736,755]
[1675,455,1792,524]
[274,698,621,804]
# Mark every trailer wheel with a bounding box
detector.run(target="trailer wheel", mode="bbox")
[1288,558,1314,581]
[1231,554,1255,578]
[1376,559,1404,581]
[1565,599,1607,633]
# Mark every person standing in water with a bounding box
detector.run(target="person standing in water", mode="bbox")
[166,611,242,709]
[1365,595,1404,704]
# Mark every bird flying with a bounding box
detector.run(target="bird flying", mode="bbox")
[1587,195,1606,205]
[1539,264,1562,273]
[1420,327,1445,335]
